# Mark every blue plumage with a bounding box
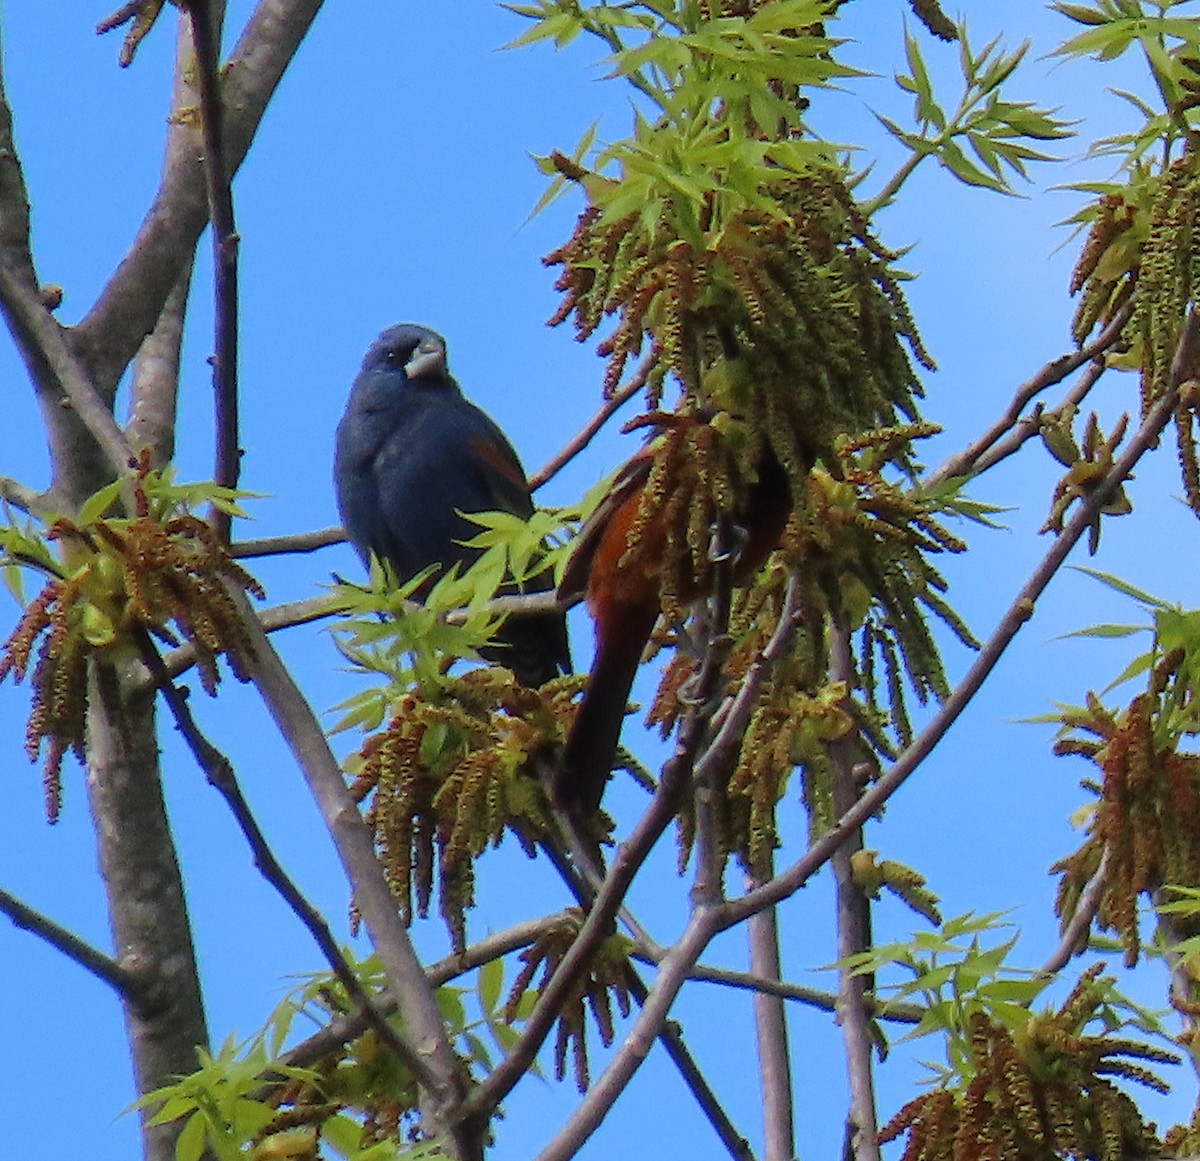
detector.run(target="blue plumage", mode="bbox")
[334,323,570,686]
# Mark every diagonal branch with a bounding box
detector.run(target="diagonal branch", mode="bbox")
[534,906,726,1161]
[1039,845,1110,977]
[0,885,135,996]
[226,584,475,1154]
[529,374,643,491]
[925,299,1134,489]
[538,837,755,1161]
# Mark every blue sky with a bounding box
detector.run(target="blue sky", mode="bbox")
[1,2,1198,1158]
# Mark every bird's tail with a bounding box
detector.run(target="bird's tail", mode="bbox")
[555,600,658,816]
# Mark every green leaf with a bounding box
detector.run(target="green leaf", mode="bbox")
[175,1114,207,1161]
[937,138,1010,191]
[1057,622,1147,639]
[76,478,125,526]
[477,956,504,1015]
[1072,565,1171,609]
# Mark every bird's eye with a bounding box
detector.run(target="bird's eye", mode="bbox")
[384,349,400,366]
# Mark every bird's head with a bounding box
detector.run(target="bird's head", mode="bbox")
[363,323,449,383]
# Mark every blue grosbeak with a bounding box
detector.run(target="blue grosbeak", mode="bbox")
[555,431,791,815]
[334,323,570,687]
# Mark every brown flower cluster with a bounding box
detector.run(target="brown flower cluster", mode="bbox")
[0,476,263,822]
[347,668,579,952]
[1052,649,1200,967]
[879,965,1173,1161]
[502,909,634,1092]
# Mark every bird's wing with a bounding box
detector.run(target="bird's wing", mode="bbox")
[557,450,654,605]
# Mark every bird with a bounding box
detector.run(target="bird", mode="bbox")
[333,323,570,688]
[554,427,792,816]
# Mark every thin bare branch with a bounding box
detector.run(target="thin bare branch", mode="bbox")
[232,526,345,557]
[535,906,725,1161]
[1039,846,1110,977]
[828,629,879,1161]
[537,840,755,1161]
[965,356,1107,480]
[654,956,921,1024]
[726,307,1200,930]
[183,0,241,542]
[744,869,794,1161]
[0,885,134,996]
[926,298,1134,489]
[76,0,327,396]
[529,373,643,491]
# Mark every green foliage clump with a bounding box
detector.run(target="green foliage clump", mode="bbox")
[880,965,1172,1161]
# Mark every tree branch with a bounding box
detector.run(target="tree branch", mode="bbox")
[183,0,241,542]
[0,884,134,996]
[528,373,643,491]
[744,869,795,1161]
[76,0,327,397]
[232,526,345,557]
[1039,845,1110,977]
[925,298,1134,489]
[827,629,879,1161]
[534,906,725,1161]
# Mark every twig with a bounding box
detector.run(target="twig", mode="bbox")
[725,306,1200,930]
[528,373,643,492]
[651,957,921,1024]
[1038,846,1110,977]
[183,0,240,543]
[0,885,134,996]
[134,628,443,1096]
[926,300,1134,489]
[232,526,345,557]
[828,629,879,1161]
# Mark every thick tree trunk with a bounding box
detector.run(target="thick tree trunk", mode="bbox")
[85,667,211,1161]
